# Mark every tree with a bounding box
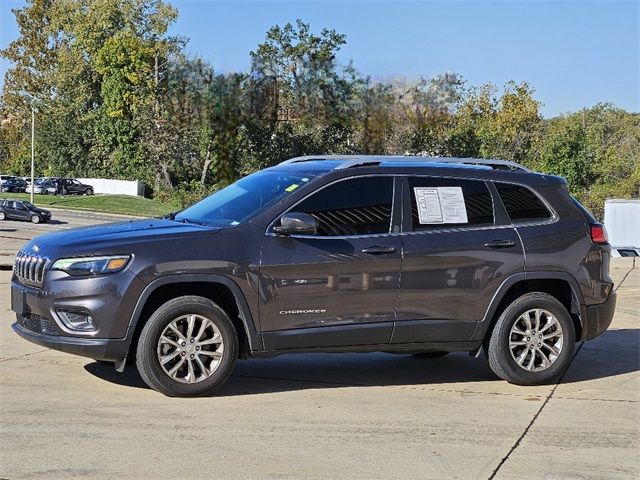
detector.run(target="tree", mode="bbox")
[531,104,640,218]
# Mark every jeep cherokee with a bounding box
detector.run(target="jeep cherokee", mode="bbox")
[10,156,616,397]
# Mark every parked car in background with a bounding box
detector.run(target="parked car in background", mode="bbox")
[54,178,94,195]
[0,199,51,223]
[25,178,47,194]
[1,178,28,193]
[26,178,55,195]
[0,174,16,186]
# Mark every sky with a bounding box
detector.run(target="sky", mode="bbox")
[1,0,638,117]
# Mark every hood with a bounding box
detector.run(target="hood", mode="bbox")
[22,218,223,259]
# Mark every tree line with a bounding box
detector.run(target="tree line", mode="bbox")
[1,0,638,218]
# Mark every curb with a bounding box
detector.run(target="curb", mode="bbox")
[39,206,143,219]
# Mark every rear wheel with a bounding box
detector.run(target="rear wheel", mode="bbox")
[487,292,575,385]
[136,295,238,397]
[0,212,5,221]
[30,214,40,224]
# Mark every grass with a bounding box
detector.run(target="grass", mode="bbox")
[1,192,176,217]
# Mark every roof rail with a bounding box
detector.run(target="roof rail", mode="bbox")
[279,155,532,172]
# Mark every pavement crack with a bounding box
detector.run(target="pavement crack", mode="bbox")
[0,348,49,363]
[487,341,585,480]
[614,265,635,292]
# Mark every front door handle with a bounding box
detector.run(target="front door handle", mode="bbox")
[484,239,516,249]
[361,246,397,255]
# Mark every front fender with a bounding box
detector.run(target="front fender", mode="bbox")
[127,273,263,351]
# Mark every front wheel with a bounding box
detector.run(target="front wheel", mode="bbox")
[30,214,41,224]
[487,292,575,385]
[0,212,5,221]
[136,296,238,397]
[85,188,93,196]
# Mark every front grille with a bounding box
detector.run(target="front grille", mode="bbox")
[16,313,59,335]
[14,251,50,285]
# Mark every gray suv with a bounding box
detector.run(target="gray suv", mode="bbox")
[10,156,616,396]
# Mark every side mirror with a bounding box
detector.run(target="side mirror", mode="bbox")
[273,212,318,236]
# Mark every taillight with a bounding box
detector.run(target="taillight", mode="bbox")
[590,224,608,244]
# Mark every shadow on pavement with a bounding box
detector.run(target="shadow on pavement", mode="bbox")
[83,328,639,396]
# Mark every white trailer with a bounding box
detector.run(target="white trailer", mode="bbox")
[604,199,640,257]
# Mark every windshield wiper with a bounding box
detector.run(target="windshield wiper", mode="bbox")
[179,217,207,226]
[163,212,177,220]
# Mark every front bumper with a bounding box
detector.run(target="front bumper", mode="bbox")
[12,320,132,361]
[10,270,145,360]
[581,291,617,341]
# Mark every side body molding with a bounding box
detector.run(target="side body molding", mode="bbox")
[471,270,586,342]
[127,274,263,351]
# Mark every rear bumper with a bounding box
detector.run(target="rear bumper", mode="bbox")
[12,320,131,361]
[581,291,617,341]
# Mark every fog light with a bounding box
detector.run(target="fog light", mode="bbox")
[57,309,96,332]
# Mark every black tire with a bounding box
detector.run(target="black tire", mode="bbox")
[413,351,450,358]
[487,292,575,385]
[30,214,40,224]
[62,188,68,195]
[85,188,93,196]
[0,212,5,221]
[136,295,238,397]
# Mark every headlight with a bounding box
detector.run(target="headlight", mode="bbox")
[51,255,130,275]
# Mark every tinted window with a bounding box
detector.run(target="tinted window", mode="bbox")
[408,177,494,231]
[295,177,393,236]
[176,170,319,227]
[495,183,551,222]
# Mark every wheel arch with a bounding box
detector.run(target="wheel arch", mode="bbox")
[127,274,262,359]
[472,271,586,343]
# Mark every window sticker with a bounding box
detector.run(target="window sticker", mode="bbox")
[285,184,299,192]
[414,188,443,223]
[414,186,468,224]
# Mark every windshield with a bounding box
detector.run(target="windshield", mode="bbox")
[175,170,316,226]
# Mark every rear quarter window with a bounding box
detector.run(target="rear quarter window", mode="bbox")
[495,182,552,223]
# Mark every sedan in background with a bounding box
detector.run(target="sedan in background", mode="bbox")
[0,199,51,223]
[26,179,56,195]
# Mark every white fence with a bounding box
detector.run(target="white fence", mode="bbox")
[77,178,145,197]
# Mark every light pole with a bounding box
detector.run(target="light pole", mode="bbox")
[30,106,35,204]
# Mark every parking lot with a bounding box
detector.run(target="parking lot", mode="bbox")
[0,208,129,267]
[0,210,638,479]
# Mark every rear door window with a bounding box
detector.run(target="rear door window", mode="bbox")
[495,183,552,223]
[407,177,494,231]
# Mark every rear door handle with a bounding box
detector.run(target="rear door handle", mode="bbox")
[361,246,397,255]
[484,239,516,249]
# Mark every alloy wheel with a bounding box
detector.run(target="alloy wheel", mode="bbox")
[508,308,564,372]
[156,314,224,384]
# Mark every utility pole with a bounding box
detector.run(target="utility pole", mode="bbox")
[30,106,35,204]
